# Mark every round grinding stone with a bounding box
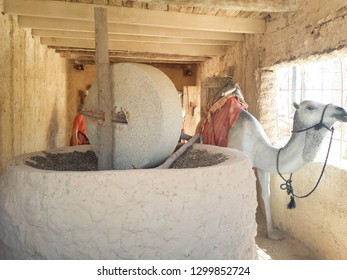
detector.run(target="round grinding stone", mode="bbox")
[86,63,182,169]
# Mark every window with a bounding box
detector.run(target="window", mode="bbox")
[275,57,347,163]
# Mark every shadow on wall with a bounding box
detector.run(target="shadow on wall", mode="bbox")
[46,105,59,150]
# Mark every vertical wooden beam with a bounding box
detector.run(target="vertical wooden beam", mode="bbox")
[94,7,113,170]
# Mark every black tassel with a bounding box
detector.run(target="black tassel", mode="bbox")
[287,196,296,209]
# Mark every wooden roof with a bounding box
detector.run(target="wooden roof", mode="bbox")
[3,0,298,65]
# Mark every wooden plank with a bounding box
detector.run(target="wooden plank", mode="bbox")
[94,7,113,170]
[56,49,210,63]
[32,29,234,45]
[7,0,265,34]
[70,57,203,65]
[143,0,298,12]
[40,37,227,56]
[19,16,245,41]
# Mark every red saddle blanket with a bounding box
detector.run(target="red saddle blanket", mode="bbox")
[199,94,248,147]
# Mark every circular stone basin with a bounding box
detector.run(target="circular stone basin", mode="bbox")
[0,144,257,260]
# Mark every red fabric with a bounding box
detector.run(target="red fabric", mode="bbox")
[71,114,88,145]
[199,95,248,147]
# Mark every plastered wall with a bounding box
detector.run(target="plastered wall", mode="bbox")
[0,14,69,174]
[271,163,347,259]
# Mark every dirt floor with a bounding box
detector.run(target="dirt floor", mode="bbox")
[256,208,316,260]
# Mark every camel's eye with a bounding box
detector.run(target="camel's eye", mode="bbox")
[307,105,316,111]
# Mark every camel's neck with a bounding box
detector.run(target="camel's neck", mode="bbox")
[229,110,330,174]
[277,131,310,173]
[260,122,330,174]
[253,131,306,174]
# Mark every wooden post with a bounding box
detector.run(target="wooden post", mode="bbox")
[0,0,4,13]
[94,7,113,170]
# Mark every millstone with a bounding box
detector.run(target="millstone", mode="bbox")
[86,63,182,169]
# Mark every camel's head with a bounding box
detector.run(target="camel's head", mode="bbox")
[293,100,347,131]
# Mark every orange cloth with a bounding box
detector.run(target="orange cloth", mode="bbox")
[199,95,248,147]
[71,114,89,145]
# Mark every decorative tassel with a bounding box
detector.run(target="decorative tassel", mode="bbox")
[287,196,296,209]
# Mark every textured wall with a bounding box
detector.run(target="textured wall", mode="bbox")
[158,65,197,92]
[271,163,347,259]
[0,14,69,174]
[0,144,257,260]
[261,0,347,259]
[196,0,347,259]
[261,0,347,68]
[257,0,347,140]
[67,64,96,131]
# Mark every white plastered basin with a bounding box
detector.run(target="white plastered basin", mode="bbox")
[0,144,257,259]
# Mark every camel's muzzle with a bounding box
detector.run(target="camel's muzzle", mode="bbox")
[333,106,347,122]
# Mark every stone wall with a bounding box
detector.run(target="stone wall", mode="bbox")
[0,14,69,174]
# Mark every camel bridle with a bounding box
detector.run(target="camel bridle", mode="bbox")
[291,103,334,133]
[276,103,335,209]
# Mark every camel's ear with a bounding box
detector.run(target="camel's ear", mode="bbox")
[293,102,300,110]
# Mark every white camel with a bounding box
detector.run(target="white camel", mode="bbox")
[227,100,347,239]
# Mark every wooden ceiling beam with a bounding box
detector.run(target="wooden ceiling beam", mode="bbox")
[142,0,298,13]
[6,0,265,34]
[57,50,208,64]
[55,48,210,62]
[74,59,200,65]
[19,16,244,41]
[32,29,234,46]
[41,38,226,56]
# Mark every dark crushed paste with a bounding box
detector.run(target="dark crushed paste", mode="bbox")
[25,147,227,171]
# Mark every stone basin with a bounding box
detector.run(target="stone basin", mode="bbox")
[0,144,257,259]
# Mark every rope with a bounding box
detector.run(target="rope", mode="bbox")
[291,104,332,133]
[276,103,335,209]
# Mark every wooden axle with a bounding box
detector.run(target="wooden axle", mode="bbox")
[79,106,128,124]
